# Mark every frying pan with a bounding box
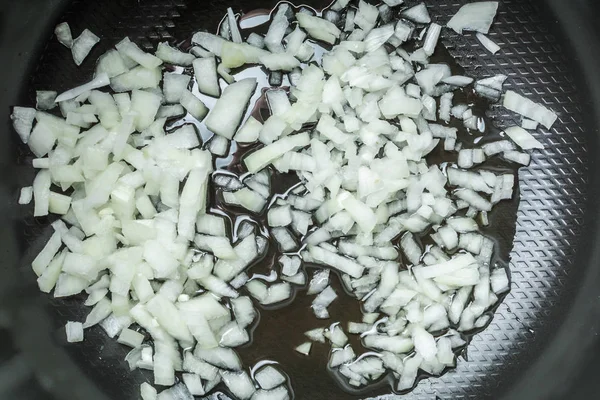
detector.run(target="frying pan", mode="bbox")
[1,0,599,399]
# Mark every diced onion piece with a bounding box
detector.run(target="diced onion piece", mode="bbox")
[96,50,130,78]
[265,4,290,52]
[66,321,84,342]
[55,22,73,48]
[110,66,162,92]
[402,3,431,23]
[308,246,364,278]
[447,1,499,34]
[163,72,191,104]
[180,89,209,121]
[504,126,544,150]
[71,29,100,66]
[295,342,312,355]
[10,106,36,144]
[503,90,557,129]
[55,73,110,102]
[255,365,286,390]
[423,23,442,56]
[19,186,34,205]
[36,91,57,111]
[296,13,341,45]
[118,328,145,348]
[116,37,163,69]
[156,42,196,66]
[141,383,158,400]
[193,57,220,97]
[244,132,310,173]
[206,78,257,139]
[220,371,255,400]
[234,116,262,143]
[476,33,500,54]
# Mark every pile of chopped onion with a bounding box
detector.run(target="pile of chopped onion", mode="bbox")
[11,0,557,398]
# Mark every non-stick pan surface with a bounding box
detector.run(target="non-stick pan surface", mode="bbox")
[1,0,600,399]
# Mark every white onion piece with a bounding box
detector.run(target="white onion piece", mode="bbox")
[308,246,364,278]
[221,370,255,399]
[183,352,219,380]
[157,383,193,400]
[55,22,73,48]
[296,13,341,45]
[233,117,262,144]
[503,150,531,166]
[156,42,195,66]
[504,126,544,150]
[36,91,57,111]
[442,75,473,87]
[354,0,379,32]
[96,49,130,79]
[117,328,145,348]
[193,57,220,97]
[116,37,162,69]
[383,0,403,6]
[447,2,499,34]
[265,4,290,52]
[255,365,286,390]
[476,33,501,54]
[251,387,290,400]
[247,33,265,49]
[65,321,84,342]
[205,78,257,139]
[423,23,441,56]
[330,345,356,367]
[402,3,431,23]
[140,383,158,400]
[10,106,36,144]
[295,342,312,356]
[221,42,270,68]
[192,31,227,56]
[503,90,557,129]
[521,118,539,130]
[180,89,209,121]
[245,132,310,173]
[364,25,395,52]
[72,29,100,66]
[163,73,191,103]
[55,73,110,102]
[110,66,162,92]
[181,374,205,396]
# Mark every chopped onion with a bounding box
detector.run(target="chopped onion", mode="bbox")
[10,106,36,144]
[55,73,110,102]
[156,42,195,66]
[116,37,162,69]
[296,13,341,45]
[71,29,100,66]
[476,33,501,54]
[206,78,257,139]
[402,3,431,24]
[447,2,499,34]
[255,365,286,390]
[503,90,557,129]
[55,22,73,48]
[265,4,291,52]
[295,342,312,355]
[65,321,84,342]
[504,125,544,150]
[15,2,539,396]
[193,57,220,97]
